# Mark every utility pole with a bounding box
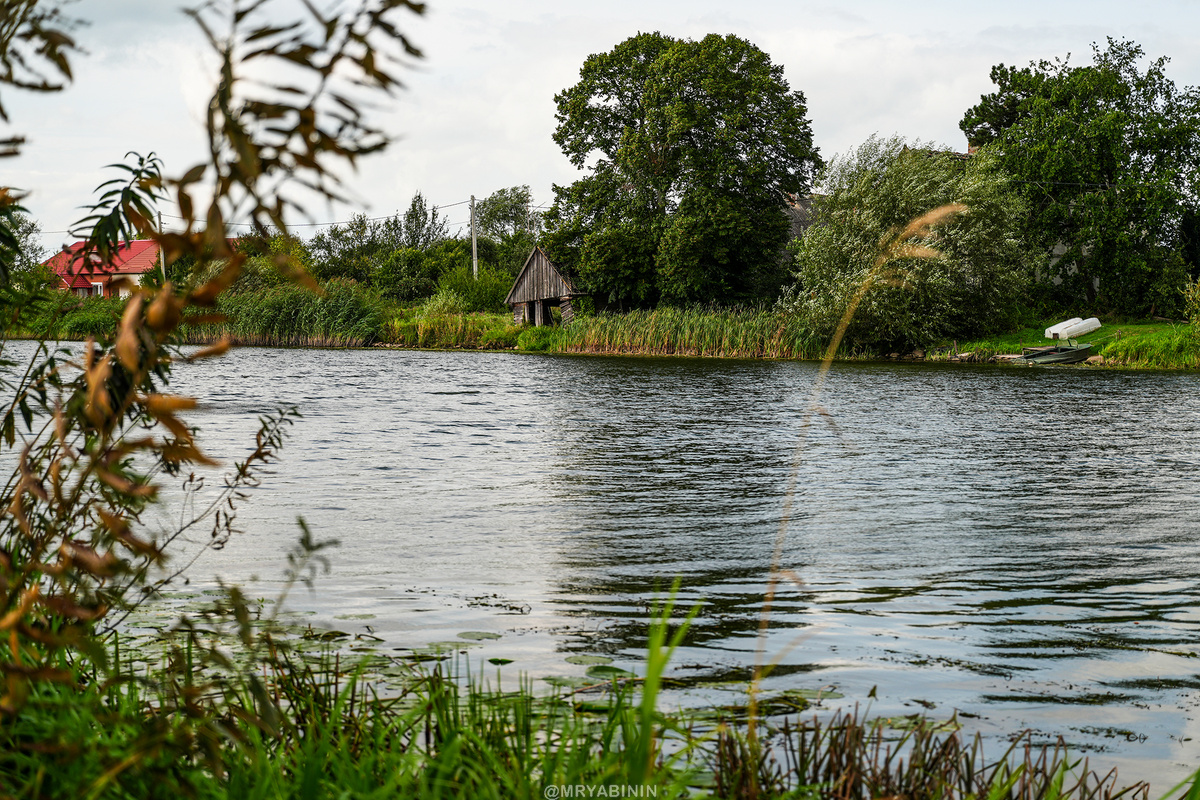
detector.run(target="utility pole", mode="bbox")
[470,195,478,279]
[158,210,166,285]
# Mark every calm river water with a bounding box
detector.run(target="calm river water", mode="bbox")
[76,346,1200,785]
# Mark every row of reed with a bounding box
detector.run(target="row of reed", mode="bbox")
[183,279,388,348]
[378,307,882,360]
[555,307,832,359]
[386,311,522,350]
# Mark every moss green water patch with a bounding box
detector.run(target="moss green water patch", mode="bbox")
[542,675,593,689]
[334,613,376,620]
[457,630,502,640]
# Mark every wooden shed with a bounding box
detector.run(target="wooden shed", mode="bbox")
[505,247,586,326]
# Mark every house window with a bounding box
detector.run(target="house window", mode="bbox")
[91,282,104,297]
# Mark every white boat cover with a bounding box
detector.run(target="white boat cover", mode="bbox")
[1045,318,1082,339]
[1047,317,1100,340]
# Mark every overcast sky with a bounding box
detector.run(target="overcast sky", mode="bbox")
[5,0,1200,250]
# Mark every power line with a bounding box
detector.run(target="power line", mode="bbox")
[39,194,550,237]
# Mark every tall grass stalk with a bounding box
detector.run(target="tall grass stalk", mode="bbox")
[751,205,967,752]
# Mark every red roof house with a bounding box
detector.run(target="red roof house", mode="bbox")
[44,240,163,297]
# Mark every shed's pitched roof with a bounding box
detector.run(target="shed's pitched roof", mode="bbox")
[505,247,584,305]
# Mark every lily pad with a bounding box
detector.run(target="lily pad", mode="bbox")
[488,658,514,666]
[585,665,635,681]
[457,631,502,641]
[334,613,376,620]
[565,655,612,666]
[882,715,961,733]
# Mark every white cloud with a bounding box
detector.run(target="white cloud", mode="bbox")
[5,0,1199,251]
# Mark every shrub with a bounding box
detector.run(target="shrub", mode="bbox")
[1184,276,1200,324]
[418,288,468,317]
[56,295,127,339]
[376,246,440,300]
[435,264,512,313]
[785,136,1034,351]
[516,326,558,351]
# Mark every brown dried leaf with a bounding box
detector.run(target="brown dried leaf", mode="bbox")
[115,293,145,371]
[95,469,157,499]
[143,394,197,415]
[160,441,219,467]
[84,346,112,426]
[0,588,39,631]
[39,595,108,621]
[186,337,232,361]
[97,509,130,538]
[188,254,244,307]
[59,542,120,578]
[145,285,184,333]
[155,413,194,443]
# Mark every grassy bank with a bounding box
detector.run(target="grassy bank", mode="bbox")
[947,321,1200,369]
[17,291,1200,370]
[380,309,1200,370]
[385,308,523,349]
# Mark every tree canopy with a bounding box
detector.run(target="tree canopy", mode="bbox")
[543,32,821,308]
[960,39,1200,316]
[785,136,1034,350]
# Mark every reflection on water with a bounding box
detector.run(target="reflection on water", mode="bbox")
[7,342,1199,786]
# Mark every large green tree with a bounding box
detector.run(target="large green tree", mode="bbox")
[960,39,1200,316]
[543,32,821,308]
[477,184,541,274]
[785,136,1034,350]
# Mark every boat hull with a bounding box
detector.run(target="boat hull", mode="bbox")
[1012,344,1093,365]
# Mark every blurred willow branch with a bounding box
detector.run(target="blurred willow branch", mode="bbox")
[0,0,423,733]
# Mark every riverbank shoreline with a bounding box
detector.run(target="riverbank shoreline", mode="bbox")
[12,309,1199,370]
[367,339,1198,371]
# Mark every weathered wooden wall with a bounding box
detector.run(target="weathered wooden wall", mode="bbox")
[506,247,585,326]
[505,248,577,305]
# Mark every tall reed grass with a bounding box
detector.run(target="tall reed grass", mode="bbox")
[379,307,878,360]
[556,307,834,359]
[386,310,522,349]
[184,279,387,347]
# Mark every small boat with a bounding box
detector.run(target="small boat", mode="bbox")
[1009,316,1102,365]
[1011,343,1094,365]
